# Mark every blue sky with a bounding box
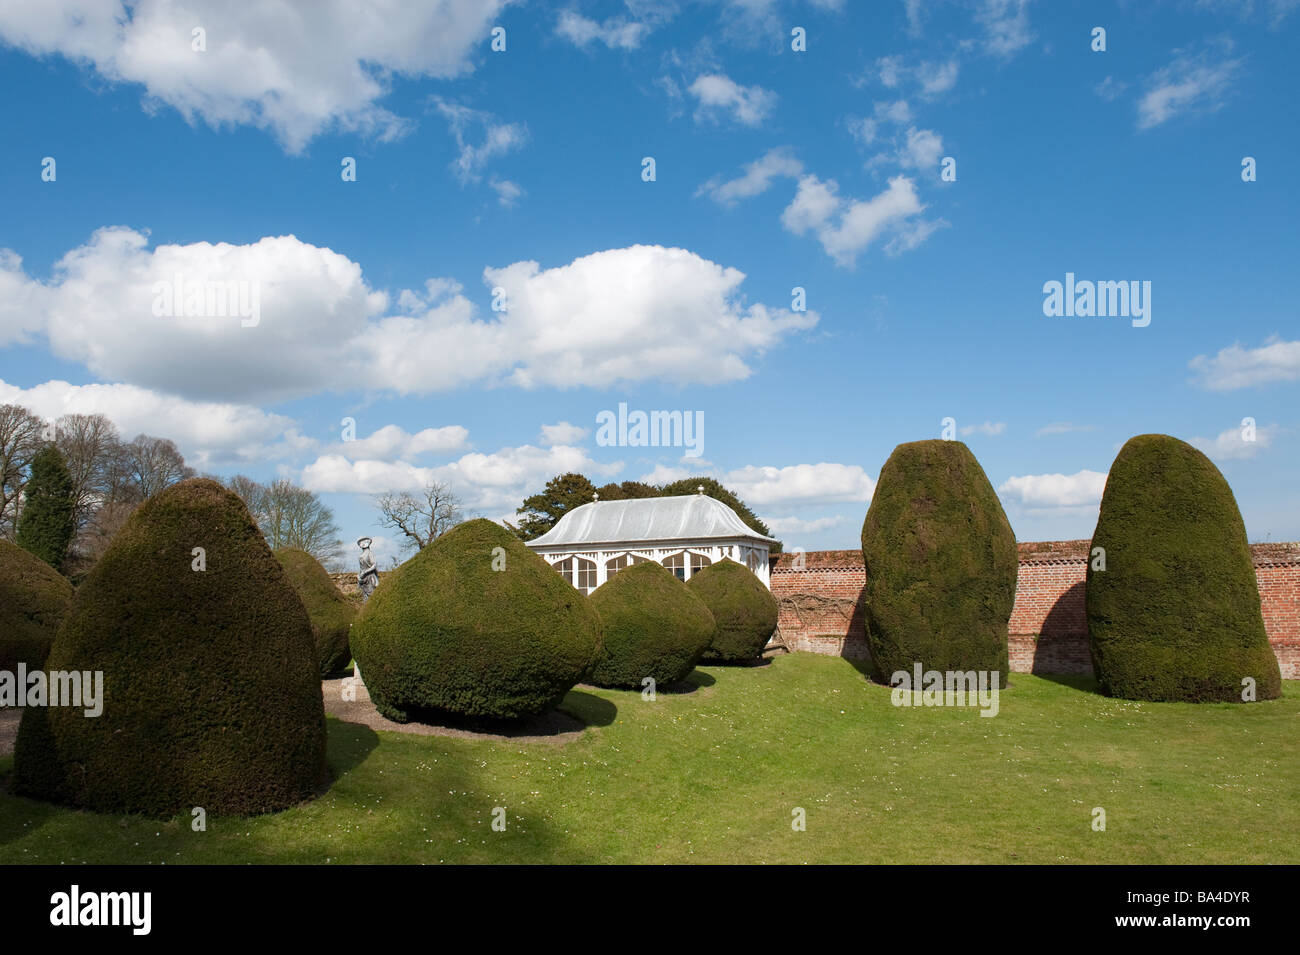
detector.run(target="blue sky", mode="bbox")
[1,0,1297,565]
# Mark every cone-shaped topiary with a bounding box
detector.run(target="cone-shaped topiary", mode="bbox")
[275,547,356,676]
[687,558,778,662]
[1086,434,1282,702]
[860,440,1016,681]
[0,539,74,673]
[350,518,603,721]
[587,561,716,687]
[13,478,327,816]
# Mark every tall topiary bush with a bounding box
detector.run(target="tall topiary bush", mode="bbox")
[350,519,603,721]
[13,478,327,816]
[687,558,778,662]
[587,561,716,688]
[275,547,356,676]
[16,443,76,573]
[860,439,1016,681]
[0,539,74,673]
[1087,434,1282,702]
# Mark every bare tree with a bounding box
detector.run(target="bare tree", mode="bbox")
[55,413,123,535]
[223,474,267,524]
[0,404,46,539]
[122,435,195,499]
[258,478,343,563]
[377,480,463,551]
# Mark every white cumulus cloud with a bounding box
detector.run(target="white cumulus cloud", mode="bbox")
[1191,424,1276,461]
[0,377,307,468]
[998,469,1108,510]
[697,148,803,206]
[0,0,509,153]
[4,232,816,402]
[1189,336,1300,390]
[688,73,776,126]
[782,175,936,266]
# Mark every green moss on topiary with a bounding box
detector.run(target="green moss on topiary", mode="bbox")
[0,539,74,673]
[275,547,356,676]
[687,558,778,662]
[1087,434,1282,702]
[12,478,327,816]
[860,440,1016,681]
[587,561,716,687]
[350,519,603,721]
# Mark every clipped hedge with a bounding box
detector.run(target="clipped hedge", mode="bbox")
[275,547,356,676]
[0,539,74,673]
[860,439,1016,681]
[13,478,327,816]
[687,558,778,662]
[350,519,603,721]
[587,561,716,687]
[1087,434,1282,702]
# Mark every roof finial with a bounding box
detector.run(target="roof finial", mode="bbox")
[697,485,704,495]
[593,491,599,501]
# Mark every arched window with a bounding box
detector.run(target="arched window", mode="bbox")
[605,553,649,580]
[661,551,687,581]
[689,551,712,576]
[556,555,598,594]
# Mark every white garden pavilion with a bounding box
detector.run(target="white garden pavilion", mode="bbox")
[525,494,778,595]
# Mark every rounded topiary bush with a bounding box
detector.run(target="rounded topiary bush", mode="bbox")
[860,439,1016,682]
[1087,434,1282,702]
[350,519,603,721]
[275,547,356,676]
[0,539,74,673]
[687,558,778,662]
[587,561,716,688]
[13,478,327,816]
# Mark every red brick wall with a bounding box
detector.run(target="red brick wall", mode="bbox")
[770,544,1300,679]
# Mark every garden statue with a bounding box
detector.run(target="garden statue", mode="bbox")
[357,536,378,603]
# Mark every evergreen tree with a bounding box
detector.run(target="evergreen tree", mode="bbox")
[16,444,76,573]
[513,472,598,540]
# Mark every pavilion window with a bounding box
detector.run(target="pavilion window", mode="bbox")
[556,556,598,594]
[605,553,649,580]
[689,552,712,576]
[661,551,687,581]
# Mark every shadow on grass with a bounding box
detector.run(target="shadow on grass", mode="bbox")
[325,720,381,780]
[389,689,618,739]
[659,669,717,695]
[1033,673,1104,695]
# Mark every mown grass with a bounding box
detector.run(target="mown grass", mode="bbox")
[0,654,1295,864]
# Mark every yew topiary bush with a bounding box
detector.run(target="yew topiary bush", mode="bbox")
[12,478,327,816]
[349,519,603,721]
[687,558,778,662]
[275,547,356,676]
[1087,434,1282,702]
[587,561,716,688]
[0,539,74,673]
[860,439,1016,681]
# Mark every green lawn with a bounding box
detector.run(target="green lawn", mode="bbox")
[1,653,1296,864]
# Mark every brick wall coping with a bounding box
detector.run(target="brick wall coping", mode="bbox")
[770,541,1299,571]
